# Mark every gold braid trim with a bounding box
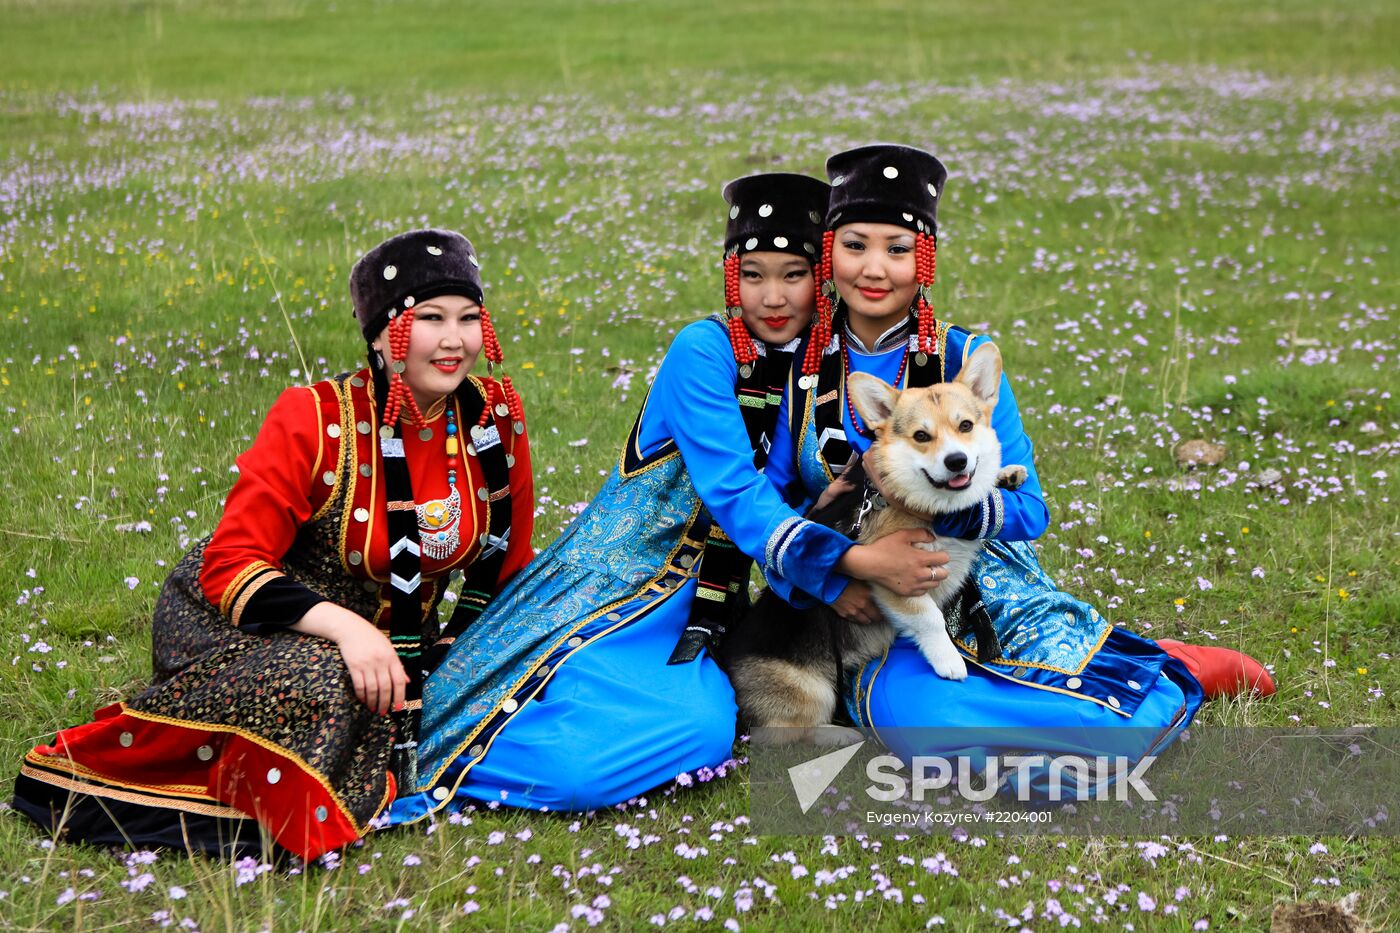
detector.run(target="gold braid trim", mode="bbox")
[334,376,357,576]
[309,383,341,522]
[113,705,375,835]
[413,577,693,814]
[230,568,282,628]
[25,753,208,796]
[19,763,250,819]
[421,498,705,792]
[304,385,325,480]
[219,560,275,617]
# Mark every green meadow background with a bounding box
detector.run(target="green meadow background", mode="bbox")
[1,0,1397,929]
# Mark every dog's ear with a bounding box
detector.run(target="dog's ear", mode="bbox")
[848,372,897,428]
[957,343,1003,408]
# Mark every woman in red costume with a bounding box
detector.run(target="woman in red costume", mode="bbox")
[14,229,534,860]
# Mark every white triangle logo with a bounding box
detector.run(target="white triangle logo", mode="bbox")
[788,740,865,814]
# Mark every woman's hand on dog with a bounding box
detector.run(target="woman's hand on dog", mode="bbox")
[831,580,884,625]
[814,475,858,511]
[838,529,950,598]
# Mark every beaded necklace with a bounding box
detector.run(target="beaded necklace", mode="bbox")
[842,334,909,438]
[416,401,464,561]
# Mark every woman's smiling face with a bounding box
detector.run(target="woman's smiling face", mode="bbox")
[831,222,920,336]
[372,295,483,411]
[738,250,815,345]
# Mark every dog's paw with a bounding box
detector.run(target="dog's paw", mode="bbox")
[929,649,968,681]
[996,465,1028,490]
[811,724,866,747]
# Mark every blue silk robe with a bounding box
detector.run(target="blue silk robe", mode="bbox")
[386,319,852,821]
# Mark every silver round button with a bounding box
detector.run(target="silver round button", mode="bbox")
[501,698,519,713]
[349,551,362,566]
[360,464,372,477]
[354,508,369,523]
[432,786,450,801]
[326,424,341,438]
[322,471,336,486]
[266,768,282,784]
[469,745,485,759]
[1127,679,1142,690]
[1065,677,1083,689]
[357,420,371,435]
[315,805,329,822]
[119,732,134,747]
[567,636,583,648]
[196,745,214,761]
[1107,696,1121,709]
[495,403,509,418]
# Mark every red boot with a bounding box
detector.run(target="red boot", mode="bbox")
[1156,639,1276,700]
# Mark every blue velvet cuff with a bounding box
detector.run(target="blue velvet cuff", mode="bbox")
[763,517,853,605]
[932,490,1005,540]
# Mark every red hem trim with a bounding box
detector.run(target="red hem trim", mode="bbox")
[29,708,386,860]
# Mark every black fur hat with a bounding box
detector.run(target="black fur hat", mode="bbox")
[825,144,948,235]
[349,229,484,341]
[722,173,830,261]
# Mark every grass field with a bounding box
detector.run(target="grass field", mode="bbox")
[1,1,1397,929]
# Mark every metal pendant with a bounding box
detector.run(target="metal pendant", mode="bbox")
[416,486,462,561]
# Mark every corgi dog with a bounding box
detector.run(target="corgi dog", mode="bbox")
[721,343,1025,742]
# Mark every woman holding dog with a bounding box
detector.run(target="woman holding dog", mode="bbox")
[385,173,945,823]
[14,230,536,859]
[763,145,1273,787]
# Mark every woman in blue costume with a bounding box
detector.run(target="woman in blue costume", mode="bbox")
[763,145,1273,792]
[386,173,947,822]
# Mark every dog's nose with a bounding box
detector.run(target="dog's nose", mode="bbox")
[944,452,968,473]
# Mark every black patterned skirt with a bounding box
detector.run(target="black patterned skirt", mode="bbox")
[13,547,396,859]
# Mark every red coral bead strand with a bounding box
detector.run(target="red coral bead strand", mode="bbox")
[802,230,835,379]
[915,232,938,358]
[723,253,757,368]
